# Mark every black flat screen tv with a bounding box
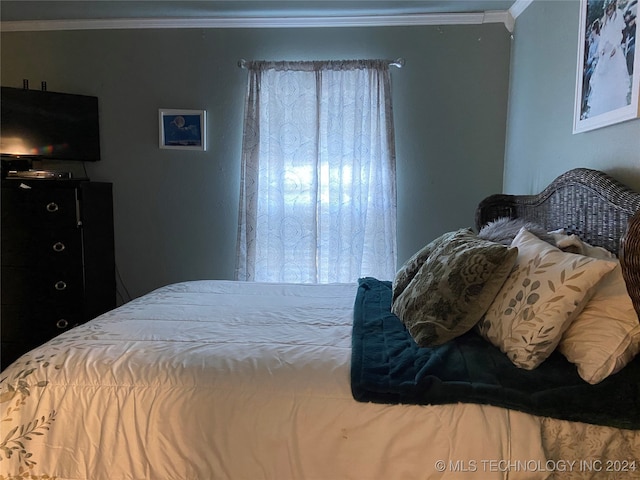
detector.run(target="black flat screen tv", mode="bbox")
[1,86,101,162]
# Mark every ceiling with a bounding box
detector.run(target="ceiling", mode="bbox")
[1,1,518,23]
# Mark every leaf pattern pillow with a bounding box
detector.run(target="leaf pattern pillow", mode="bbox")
[477,228,617,370]
[391,228,518,347]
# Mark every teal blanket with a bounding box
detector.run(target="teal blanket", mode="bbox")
[351,277,640,430]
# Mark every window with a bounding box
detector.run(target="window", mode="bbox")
[236,60,397,283]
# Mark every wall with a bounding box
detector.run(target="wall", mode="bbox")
[505,0,640,193]
[1,24,511,299]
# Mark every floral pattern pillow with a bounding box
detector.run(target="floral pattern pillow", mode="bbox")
[391,228,518,347]
[392,238,440,304]
[477,228,617,370]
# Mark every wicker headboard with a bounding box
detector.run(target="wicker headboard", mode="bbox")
[475,168,640,315]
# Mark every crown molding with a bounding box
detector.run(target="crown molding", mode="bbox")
[509,0,534,19]
[0,11,514,32]
[483,10,514,32]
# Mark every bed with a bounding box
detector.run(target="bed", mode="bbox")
[1,167,639,480]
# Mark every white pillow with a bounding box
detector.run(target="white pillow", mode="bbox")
[477,228,616,370]
[549,230,616,258]
[558,251,640,384]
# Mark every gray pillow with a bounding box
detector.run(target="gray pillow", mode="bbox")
[479,217,556,246]
[391,228,518,347]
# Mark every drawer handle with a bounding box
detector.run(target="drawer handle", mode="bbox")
[54,280,67,291]
[46,202,59,213]
[52,242,66,253]
[56,319,69,329]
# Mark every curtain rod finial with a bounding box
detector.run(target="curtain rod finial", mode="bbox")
[238,58,247,69]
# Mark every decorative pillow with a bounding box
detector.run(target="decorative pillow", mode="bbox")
[548,230,615,256]
[479,217,556,246]
[391,228,518,347]
[477,228,616,370]
[558,250,640,384]
[392,240,440,304]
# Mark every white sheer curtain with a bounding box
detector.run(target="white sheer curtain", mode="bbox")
[236,60,397,283]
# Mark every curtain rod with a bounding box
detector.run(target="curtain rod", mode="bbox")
[237,57,405,69]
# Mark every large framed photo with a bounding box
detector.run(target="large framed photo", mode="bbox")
[159,109,206,150]
[573,0,639,133]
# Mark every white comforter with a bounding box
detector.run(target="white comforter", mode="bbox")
[0,281,570,479]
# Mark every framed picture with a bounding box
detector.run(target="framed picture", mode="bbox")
[573,0,639,133]
[159,109,206,150]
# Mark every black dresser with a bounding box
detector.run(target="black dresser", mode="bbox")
[1,179,115,369]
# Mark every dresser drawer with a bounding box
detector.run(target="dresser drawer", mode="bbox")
[2,341,41,369]
[1,227,82,267]
[2,185,78,228]
[1,180,114,369]
[2,266,83,304]
[1,303,82,343]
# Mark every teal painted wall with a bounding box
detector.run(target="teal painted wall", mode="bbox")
[505,0,640,193]
[1,24,511,298]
